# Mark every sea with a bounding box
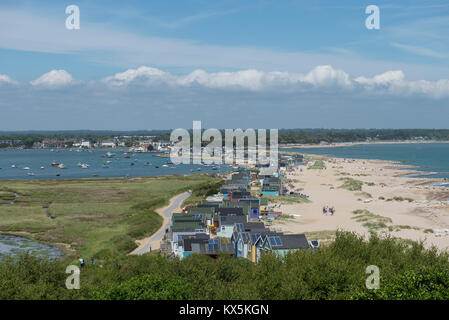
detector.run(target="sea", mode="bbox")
[283,142,449,182]
[0,149,234,180]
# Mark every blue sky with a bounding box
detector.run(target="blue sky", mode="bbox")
[0,0,449,130]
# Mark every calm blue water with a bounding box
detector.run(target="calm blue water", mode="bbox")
[283,143,449,179]
[0,149,233,180]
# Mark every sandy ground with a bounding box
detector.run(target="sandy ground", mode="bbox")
[271,156,449,251]
[281,140,449,149]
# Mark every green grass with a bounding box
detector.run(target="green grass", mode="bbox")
[351,209,392,231]
[388,225,421,232]
[0,175,218,258]
[304,230,336,242]
[387,196,414,203]
[307,160,326,170]
[263,195,311,204]
[338,178,364,191]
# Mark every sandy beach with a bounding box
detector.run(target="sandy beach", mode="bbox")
[271,155,449,251]
[280,140,449,149]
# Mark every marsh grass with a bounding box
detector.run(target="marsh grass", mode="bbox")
[352,209,392,231]
[0,175,217,258]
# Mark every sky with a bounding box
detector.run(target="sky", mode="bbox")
[0,0,449,130]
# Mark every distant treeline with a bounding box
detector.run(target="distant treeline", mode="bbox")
[2,129,449,148]
[277,129,449,144]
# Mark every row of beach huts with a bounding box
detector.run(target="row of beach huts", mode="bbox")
[161,159,318,263]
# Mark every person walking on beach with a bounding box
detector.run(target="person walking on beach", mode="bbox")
[322,206,327,215]
[79,258,85,268]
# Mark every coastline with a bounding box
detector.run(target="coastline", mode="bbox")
[273,154,449,251]
[281,139,449,149]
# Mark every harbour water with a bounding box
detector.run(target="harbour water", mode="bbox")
[284,142,449,179]
[0,149,233,180]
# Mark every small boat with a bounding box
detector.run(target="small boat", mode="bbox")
[51,162,59,167]
[124,155,131,159]
[162,164,168,168]
[58,164,67,169]
[92,174,99,177]
[212,166,218,170]
[11,164,16,168]
[102,152,115,158]
[155,166,159,168]
[27,172,35,176]
[144,162,151,166]
[56,174,60,176]
[80,164,89,169]
[23,167,30,170]
[40,166,45,170]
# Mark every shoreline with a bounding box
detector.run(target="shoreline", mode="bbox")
[273,154,449,251]
[281,140,449,149]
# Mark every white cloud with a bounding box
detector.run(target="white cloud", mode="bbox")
[3,65,448,99]
[355,70,405,86]
[102,65,352,91]
[302,65,351,88]
[0,74,18,85]
[102,66,168,86]
[355,70,449,98]
[30,70,73,88]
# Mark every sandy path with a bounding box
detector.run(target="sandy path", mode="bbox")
[130,191,190,255]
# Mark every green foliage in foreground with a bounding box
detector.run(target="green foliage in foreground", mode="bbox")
[1,232,449,300]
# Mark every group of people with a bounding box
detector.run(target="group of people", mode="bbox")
[79,257,95,268]
[322,206,335,216]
